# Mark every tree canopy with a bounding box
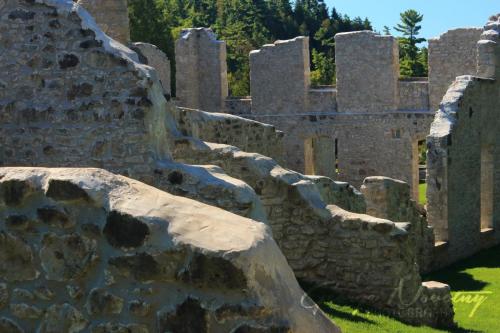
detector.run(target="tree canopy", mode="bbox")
[393,9,427,77]
[128,0,373,95]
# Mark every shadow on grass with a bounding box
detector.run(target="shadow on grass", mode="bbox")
[319,300,376,325]
[425,245,500,292]
[300,281,483,333]
[427,271,489,292]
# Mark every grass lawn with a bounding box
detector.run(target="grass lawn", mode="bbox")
[308,245,500,333]
[419,183,427,205]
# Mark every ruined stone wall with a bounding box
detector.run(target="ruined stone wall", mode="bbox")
[0,0,265,222]
[77,0,130,44]
[175,28,228,113]
[308,88,337,113]
[0,1,460,327]
[173,107,285,164]
[428,28,482,111]
[335,31,400,112]
[0,0,170,181]
[131,42,171,97]
[427,16,500,268]
[0,167,339,333]
[224,97,252,115]
[361,177,435,273]
[249,37,310,114]
[247,112,433,199]
[398,80,430,111]
[171,138,454,328]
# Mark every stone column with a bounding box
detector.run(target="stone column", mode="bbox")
[335,31,399,113]
[175,28,228,113]
[249,37,310,115]
[428,28,482,111]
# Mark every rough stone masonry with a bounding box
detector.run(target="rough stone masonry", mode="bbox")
[0,0,457,329]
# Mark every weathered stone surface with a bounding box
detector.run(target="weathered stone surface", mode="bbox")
[103,211,150,248]
[45,179,90,202]
[0,167,338,332]
[77,0,130,44]
[361,176,434,273]
[180,253,247,289]
[335,31,399,112]
[176,28,228,113]
[157,298,208,333]
[132,42,171,97]
[37,206,74,229]
[38,304,88,333]
[428,28,482,110]
[10,303,43,319]
[40,232,98,281]
[171,136,453,327]
[250,37,310,115]
[128,300,151,317]
[0,231,38,282]
[0,317,24,333]
[91,322,148,333]
[0,284,8,309]
[427,15,500,269]
[0,180,32,206]
[86,288,124,315]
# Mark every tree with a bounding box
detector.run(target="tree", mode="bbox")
[394,9,425,43]
[128,0,374,94]
[383,25,391,35]
[310,49,335,86]
[394,9,426,77]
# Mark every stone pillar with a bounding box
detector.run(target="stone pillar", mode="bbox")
[175,28,228,113]
[477,15,499,79]
[131,42,171,97]
[249,37,310,114]
[77,0,130,44]
[335,31,399,113]
[428,28,482,111]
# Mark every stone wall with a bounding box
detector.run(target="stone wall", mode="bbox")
[428,28,482,111]
[335,31,400,112]
[173,107,285,164]
[0,0,264,223]
[427,15,500,268]
[224,97,252,115]
[77,0,129,44]
[0,167,339,333]
[175,28,228,113]
[131,42,171,97]
[398,80,430,111]
[361,177,435,273]
[0,0,456,327]
[0,0,168,179]
[308,88,337,113]
[247,111,433,199]
[171,138,454,328]
[249,37,311,114]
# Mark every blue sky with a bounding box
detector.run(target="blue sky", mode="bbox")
[324,0,498,41]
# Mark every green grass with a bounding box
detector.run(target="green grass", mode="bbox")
[308,245,500,333]
[419,183,427,205]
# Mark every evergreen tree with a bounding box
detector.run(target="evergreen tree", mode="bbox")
[128,0,373,93]
[394,9,426,77]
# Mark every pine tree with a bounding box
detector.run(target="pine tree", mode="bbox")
[394,9,426,77]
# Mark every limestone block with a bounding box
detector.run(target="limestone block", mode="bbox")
[250,37,310,114]
[175,28,228,112]
[131,42,171,96]
[77,0,130,44]
[428,28,482,110]
[335,31,399,112]
[0,167,339,333]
